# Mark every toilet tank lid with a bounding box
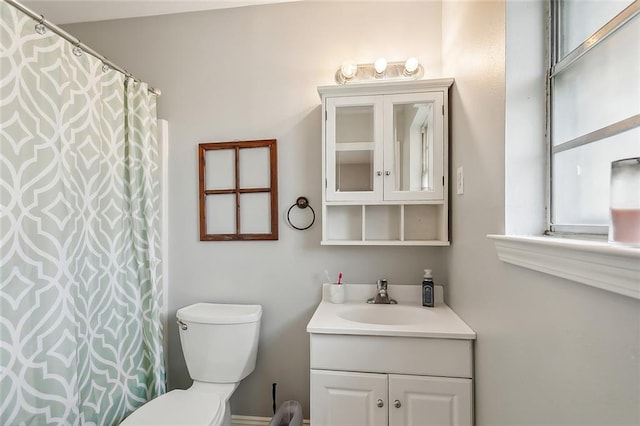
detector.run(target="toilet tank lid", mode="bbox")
[177,303,262,324]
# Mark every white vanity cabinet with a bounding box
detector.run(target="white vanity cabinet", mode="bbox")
[319,79,453,245]
[311,370,388,426]
[389,374,472,426]
[307,284,476,426]
[311,370,472,426]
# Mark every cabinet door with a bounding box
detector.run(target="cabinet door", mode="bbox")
[389,374,472,426]
[382,92,445,201]
[326,95,384,201]
[311,369,388,426]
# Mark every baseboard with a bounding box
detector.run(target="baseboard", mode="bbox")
[231,415,271,426]
[231,415,310,426]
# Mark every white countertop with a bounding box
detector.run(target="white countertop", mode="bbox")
[306,283,476,340]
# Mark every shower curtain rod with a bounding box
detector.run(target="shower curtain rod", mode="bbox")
[5,0,161,96]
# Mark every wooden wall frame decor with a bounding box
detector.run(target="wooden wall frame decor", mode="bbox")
[198,139,278,241]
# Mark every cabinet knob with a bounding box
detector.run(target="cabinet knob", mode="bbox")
[394,399,402,408]
[376,399,384,408]
[376,171,382,176]
[385,171,391,176]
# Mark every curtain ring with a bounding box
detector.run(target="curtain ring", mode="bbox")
[34,15,47,35]
[287,196,315,231]
[72,42,83,57]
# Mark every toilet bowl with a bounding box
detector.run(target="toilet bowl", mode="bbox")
[120,303,262,426]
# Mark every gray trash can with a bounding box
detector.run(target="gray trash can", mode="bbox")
[269,400,303,426]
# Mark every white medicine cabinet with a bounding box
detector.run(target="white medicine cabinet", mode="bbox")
[319,79,453,245]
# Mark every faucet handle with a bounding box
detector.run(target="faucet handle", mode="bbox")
[377,279,388,290]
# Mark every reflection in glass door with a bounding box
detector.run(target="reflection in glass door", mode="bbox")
[391,102,434,192]
[335,105,375,192]
[384,92,444,201]
[326,95,383,201]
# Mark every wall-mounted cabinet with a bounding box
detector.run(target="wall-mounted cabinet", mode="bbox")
[319,79,453,245]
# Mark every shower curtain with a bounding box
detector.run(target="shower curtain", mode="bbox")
[0,3,166,425]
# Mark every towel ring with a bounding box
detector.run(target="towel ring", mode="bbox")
[287,196,315,231]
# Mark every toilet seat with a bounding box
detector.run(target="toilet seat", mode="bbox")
[120,389,226,425]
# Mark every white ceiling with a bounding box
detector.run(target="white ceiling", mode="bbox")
[20,0,300,25]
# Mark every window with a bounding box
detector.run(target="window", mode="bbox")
[549,0,640,235]
[493,0,640,300]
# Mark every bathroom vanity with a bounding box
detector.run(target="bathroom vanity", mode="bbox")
[318,79,453,246]
[306,284,475,426]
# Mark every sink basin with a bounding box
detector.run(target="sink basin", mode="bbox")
[306,283,476,339]
[307,284,476,378]
[337,305,429,325]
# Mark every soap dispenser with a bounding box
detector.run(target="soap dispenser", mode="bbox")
[422,269,434,307]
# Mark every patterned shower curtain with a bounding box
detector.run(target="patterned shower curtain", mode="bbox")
[0,2,166,425]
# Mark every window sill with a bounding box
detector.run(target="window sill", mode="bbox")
[488,234,640,300]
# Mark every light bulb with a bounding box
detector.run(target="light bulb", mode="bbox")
[374,57,387,75]
[404,57,420,75]
[340,61,358,80]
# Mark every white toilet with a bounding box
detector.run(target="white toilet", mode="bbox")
[121,303,262,426]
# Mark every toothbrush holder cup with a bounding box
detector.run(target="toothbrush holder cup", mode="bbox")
[330,284,345,304]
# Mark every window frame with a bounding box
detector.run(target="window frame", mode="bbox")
[546,0,640,237]
[198,139,279,241]
[492,0,640,301]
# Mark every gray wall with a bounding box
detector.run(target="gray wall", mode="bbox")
[66,2,444,417]
[65,1,640,423]
[442,1,640,425]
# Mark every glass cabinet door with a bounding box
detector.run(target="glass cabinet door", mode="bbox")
[383,92,444,201]
[325,95,384,201]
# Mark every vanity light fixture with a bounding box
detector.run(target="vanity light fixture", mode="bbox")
[335,57,424,84]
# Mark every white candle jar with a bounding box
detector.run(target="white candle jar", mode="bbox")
[609,157,640,246]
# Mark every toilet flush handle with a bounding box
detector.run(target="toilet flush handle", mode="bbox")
[176,319,188,331]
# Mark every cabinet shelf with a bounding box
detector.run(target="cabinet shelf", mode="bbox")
[325,200,445,206]
[321,240,450,246]
[334,142,375,151]
[322,203,448,245]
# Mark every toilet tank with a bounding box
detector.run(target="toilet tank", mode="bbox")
[177,303,262,383]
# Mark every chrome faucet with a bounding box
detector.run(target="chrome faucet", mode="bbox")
[367,279,397,304]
